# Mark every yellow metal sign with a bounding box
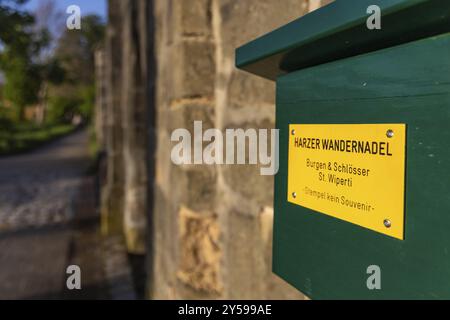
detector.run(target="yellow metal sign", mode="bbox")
[288,124,406,240]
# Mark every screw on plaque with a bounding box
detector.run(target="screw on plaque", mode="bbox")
[384,219,392,228]
[291,129,296,136]
[386,129,394,138]
[292,192,297,199]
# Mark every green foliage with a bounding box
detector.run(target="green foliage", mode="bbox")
[55,14,105,85]
[0,106,14,132]
[0,0,46,120]
[79,85,96,120]
[47,94,82,124]
[0,3,105,155]
[44,59,65,85]
[0,123,75,155]
[2,56,41,113]
[48,14,105,125]
[81,15,105,53]
[0,1,34,47]
[46,83,96,125]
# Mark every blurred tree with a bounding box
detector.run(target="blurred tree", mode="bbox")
[49,14,105,123]
[0,0,47,121]
[31,0,68,124]
[0,1,105,125]
[0,0,33,47]
[46,94,82,124]
[34,57,65,124]
[32,0,65,61]
[1,58,41,117]
[55,14,105,85]
[0,0,69,123]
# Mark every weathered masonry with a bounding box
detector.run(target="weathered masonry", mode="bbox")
[97,0,333,300]
[237,0,450,299]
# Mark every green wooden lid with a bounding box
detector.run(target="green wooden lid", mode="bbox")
[236,0,450,81]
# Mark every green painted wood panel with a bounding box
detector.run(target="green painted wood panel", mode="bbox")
[274,32,450,299]
[236,0,450,80]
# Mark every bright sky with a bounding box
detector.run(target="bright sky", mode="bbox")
[24,0,106,18]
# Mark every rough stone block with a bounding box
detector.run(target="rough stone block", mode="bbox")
[100,184,124,236]
[218,0,308,59]
[172,40,215,100]
[180,0,212,36]
[148,186,180,299]
[227,71,276,110]
[177,207,222,294]
[181,167,217,212]
[226,210,265,299]
[220,118,276,208]
[168,101,215,133]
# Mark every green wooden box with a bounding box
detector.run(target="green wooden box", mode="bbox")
[236,0,450,299]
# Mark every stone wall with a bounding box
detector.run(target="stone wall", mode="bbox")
[95,49,106,150]
[99,0,333,300]
[149,0,331,300]
[99,0,152,254]
[101,0,125,236]
[120,0,151,254]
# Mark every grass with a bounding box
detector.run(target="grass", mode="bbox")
[0,124,76,156]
